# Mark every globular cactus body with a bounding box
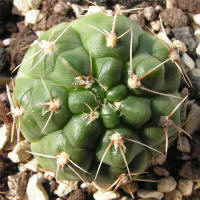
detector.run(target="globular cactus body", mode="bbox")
[13,11,183,183]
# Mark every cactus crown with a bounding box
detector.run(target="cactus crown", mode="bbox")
[12,11,187,183]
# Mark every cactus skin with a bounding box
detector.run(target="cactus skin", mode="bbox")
[14,12,182,183]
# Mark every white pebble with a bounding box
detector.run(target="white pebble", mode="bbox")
[93,190,120,200]
[26,173,49,200]
[181,53,195,71]
[80,182,96,192]
[19,159,39,172]
[196,43,200,57]
[85,5,106,16]
[178,179,193,196]
[150,20,161,32]
[0,124,10,150]
[2,38,11,46]
[194,28,200,43]
[177,136,191,153]
[71,4,85,18]
[54,181,78,197]
[157,177,177,193]
[173,40,187,53]
[137,189,164,200]
[155,5,163,12]
[44,171,55,181]
[28,0,42,10]
[36,31,45,37]
[12,0,30,16]
[25,10,43,26]
[12,0,42,16]
[143,6,155,21]
[192,14,200,26]
[8,140,31,163]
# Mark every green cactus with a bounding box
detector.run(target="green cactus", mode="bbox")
[12,11,186,183]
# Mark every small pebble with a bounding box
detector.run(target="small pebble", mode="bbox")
[35,31,44,37]
[173,40,187,53]
[181,53,195,71]
[166,0,177,9]
[54,2,71,15]
[178,179,193,196]
[150,20,161,32]
[192,14,200,26]
[177,136,191,153]
[28,0,42,10]
[137,189,164,200]
[0,91,8,102]
[181,154,191,161]
[153,166,170,177]
[2,38,11,46]
[71,4,85,18]
[8,140,31,163]
[185,103,200,135]
[196,43,200,57]
[44,171,55,181]
[165,189,182,200]
[18,158,39,172]
[129,13,145,28]
[12,0,29,16]
[155,5,163,12]
[143,6,155,21]
[172,27,196,52]
[7,172,28,200]
[157,177,177,193]
[0,124,10,150]
[85,5,106,16]
[196,58,200,68]
[93,190,120,200]
[179,161,200,180]
[194,182,200,190]
[25,10,43,26]
[12,0,42,16]
[26,173,49,200]
[120,197,130,200]
[120,182,138,197]
[151,153,166,166]
[54,181,78,197]
[194,28,200,43]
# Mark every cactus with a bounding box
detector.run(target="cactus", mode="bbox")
[12,11,186,183]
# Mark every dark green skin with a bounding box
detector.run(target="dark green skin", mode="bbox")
[14,12,181,183]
